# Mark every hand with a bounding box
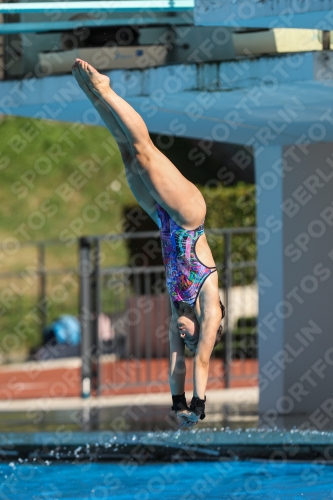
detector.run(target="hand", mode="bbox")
[176,409,199,428]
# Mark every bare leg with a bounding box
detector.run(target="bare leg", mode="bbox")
[72,61,158,223]
[75,59,207,230]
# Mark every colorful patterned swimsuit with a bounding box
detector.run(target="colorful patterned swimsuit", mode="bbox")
[156,203,217,309]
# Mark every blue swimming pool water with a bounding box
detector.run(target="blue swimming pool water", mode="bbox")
[1,460,332,499]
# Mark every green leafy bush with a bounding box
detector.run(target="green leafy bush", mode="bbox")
[198,183,256,268]
[214,316,258,359]
[123,183,257,288]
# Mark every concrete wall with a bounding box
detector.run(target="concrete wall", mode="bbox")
[283,142,333,415]
[256,142,333,428]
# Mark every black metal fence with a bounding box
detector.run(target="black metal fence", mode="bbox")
[78,227,258,397]
[0,227,258,395]
[0,238,79,361]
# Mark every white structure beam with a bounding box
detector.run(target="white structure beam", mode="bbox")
[0,0,194,14]
[0,51,332,146]
[0,16,191,34]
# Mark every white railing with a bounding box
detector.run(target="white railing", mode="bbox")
[0,0,194,13]
[0,16,192,34]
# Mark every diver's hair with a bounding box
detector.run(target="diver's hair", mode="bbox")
[214,299,225,347]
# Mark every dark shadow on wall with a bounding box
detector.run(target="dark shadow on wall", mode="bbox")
[150,134,255,186]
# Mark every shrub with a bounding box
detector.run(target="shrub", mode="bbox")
[198,183,256,267]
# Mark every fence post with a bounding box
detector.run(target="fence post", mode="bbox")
[38,243,47,335]
[323,30,331,50]
[79,237,92,398]
[91,238,101,397]
[223,232,232,388]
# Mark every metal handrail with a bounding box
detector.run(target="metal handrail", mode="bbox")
[100,264,166,275]
[0,227,257,395]
[88,226,257,242]
[0,16,192,35]
[78,230,257,395]
[0,1,194,14]
[0,226,256,250]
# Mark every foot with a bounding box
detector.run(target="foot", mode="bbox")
[176,409,199,428]
[72,60,96,99]
[73,59,110,97]
[72,59,110,111]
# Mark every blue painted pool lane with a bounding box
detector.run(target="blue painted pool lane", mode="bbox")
[0,460,332,499]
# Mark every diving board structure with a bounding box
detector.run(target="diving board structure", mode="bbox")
[2,49,333,429]
[195,0,333,30]
[0,0,194,12]
[1,0,333,428]
[0,0,194,35]
[0,17,192,35]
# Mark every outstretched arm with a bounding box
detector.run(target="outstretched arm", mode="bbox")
[179,279,222,426]
[169,315,198,428]
[175,314,220,428]
[169,315,186,395]
[193,315,221,398]
[194,274,222,399]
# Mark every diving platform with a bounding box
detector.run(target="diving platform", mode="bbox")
[3,429,333,460]
[0,51,332,147]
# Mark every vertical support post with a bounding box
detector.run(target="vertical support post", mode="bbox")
[144,270,151,382]
[38,243,47,335]
[223,232,231,388]
[0,1,4,81]
[322,30,331,50]
[255,146,284,418]
[91,238,101,397]
[79,237,92,399]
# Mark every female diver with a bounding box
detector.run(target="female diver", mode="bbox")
[72,59,225,428]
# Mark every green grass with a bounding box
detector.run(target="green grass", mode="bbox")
[0,115,137,270]
[0,115,137,354]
